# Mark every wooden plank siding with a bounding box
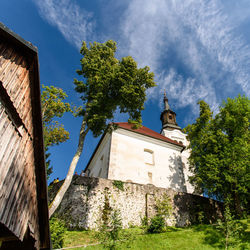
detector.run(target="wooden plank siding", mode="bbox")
[0,22,50,249]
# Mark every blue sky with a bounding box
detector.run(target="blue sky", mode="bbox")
[1,0,250,183]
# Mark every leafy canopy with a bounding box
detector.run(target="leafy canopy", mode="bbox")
[184,95,250,215]
[41,85,73,178]
[74,40,156,137]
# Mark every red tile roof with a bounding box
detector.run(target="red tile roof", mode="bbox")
[115,122,184,148]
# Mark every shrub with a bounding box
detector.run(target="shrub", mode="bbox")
[155,194,172,218]
[216,205,247,249]
[112,180,124,191]
[98,209,122,249]
[50,217,66,249]
[147,215,165,234]
[141,215,148,227]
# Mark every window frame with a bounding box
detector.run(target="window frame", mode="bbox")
[144,148,155,165]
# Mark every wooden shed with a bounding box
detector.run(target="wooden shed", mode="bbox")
[0,23,50,249]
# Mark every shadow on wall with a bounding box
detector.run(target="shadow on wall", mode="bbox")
[173,193,224,225]
[168,154,187,193]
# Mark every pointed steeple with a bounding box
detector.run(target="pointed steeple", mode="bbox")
[160,91,181,132]
[163,90,170,111]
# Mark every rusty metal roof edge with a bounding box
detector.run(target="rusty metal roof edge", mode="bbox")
[0,22,38,54]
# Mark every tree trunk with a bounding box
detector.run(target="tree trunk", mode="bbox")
[49,117,89,218]
[233,192,242,218]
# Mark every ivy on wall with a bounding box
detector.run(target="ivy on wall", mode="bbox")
[112,180,124,191]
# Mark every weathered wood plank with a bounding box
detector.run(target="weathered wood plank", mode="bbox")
[8,149,36,239]
[0,50,21,83]
[0,143,34,239]
[0,123,20,166]
[13,69,30,107]
[0,133,21,194]
[0,46,15,76]
[0,127,28,192]
[3,56,25,91]
[0,118,16,161]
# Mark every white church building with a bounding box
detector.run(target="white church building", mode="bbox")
[84,94,194,194]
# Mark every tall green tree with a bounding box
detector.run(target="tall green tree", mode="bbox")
[41,85,72,179]
[184,95,250,217]
[49,40,155,217]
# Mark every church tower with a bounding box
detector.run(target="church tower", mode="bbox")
[160,92,181,132]
[160,92,187,146]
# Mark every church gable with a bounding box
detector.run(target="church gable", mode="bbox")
[84,93,194,194]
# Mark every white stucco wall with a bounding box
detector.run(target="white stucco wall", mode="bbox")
[162,128,194,193]
[107,128,188,192]
[87,133,111,178]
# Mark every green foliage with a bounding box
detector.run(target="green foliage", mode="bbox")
[184,95,250,217]
[147,215,165,234]
[141,215,148,227]
[155,194,172,219]
[216,204,247,249]
[101,191,113,226]
[147,194,172,234]
[74,40,156,137]
[197,211,205,225]
[112,180,124,191]
[98,194,123,249]
[41,85,73,179]
[50,217,66,249]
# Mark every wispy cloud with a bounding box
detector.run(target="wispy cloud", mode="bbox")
[33,0,95,48]
[118,0,250,117]
[34,0,250,119]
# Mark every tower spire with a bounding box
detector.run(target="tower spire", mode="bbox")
[164,90,170,111]
[160,89,181,132]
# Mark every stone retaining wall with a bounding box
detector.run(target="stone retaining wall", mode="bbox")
[49,176,223,229]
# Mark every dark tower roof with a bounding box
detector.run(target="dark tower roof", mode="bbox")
[160,92,181,131]
[164,91,170,110]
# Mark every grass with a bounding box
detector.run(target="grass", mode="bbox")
[63,230,98,248]
[61,221,250,250]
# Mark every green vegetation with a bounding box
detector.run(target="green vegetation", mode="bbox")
[216,204,248,249]
[147,215,165,234]
[97,209,123,249]
[50,217,66,249]
[147,194,173,234]
[61,221,250,250]
[49,40,156,217]
[184,95,250,217]
[112,180,124,191]
[41,85,73,179]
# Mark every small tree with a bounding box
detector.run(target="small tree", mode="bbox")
[49,217,66,249]
[216,200,247,249]
[41,85,72,179]
[147,194,172,234]
[49,40,155,217]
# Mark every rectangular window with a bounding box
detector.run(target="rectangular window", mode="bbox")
[148,172,153,184]
[144,149,154,165]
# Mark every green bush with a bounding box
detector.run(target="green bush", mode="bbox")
[216,205,247,249]
[98,209,123,249]
[147,215,165,234]
[141,215,148,227]
[112,180,124,191]
[50,217,66,249]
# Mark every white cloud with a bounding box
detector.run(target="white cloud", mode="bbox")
[33,0,250,118]
[118,0,250,117]
[33,0,94,48]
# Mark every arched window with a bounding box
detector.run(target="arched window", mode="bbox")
[144,149,154,165]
